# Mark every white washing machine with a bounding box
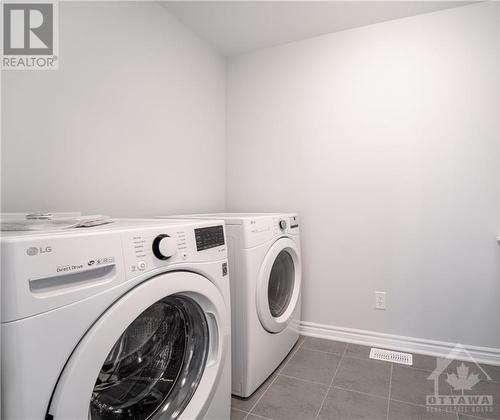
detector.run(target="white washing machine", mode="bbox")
[1,218,231,420]
[158,213,302,398]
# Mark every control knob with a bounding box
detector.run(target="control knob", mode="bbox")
[279,219,287,230]
[152,234,177,260]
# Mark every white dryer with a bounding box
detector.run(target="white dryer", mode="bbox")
[1,218,231,420]
[158,213,302,398]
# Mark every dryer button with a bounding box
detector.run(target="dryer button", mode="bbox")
[137,261,147,271]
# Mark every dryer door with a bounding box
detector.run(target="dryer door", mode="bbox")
[256,238,301,333]
[47,271,229,420]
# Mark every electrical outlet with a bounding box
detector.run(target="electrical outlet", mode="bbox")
[375,291,386,310]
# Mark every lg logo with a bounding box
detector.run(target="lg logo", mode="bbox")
[26,246,52,256]
[3,3,53,55]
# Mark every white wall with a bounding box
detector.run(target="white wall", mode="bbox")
[227,3,500,348]
[1,2,226,217]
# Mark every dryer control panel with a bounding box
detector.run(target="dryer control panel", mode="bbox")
[273,215,300,235]
[239,214,300,248]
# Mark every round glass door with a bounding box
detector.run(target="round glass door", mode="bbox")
[256,238,301,333]
[90,295,209,420]
[268,250,295,318]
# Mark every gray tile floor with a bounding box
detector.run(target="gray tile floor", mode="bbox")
[231,336,500,420]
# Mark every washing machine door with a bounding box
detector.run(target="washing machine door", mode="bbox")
[47,271,228,420]
[256,237,301,333]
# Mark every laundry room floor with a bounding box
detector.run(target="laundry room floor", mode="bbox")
[231,336,500,420]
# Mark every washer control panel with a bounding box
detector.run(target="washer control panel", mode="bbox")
[122,223,226,279]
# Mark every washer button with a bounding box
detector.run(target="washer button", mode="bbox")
[137,261,147,271]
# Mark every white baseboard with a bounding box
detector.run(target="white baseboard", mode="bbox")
[300,321,500,366]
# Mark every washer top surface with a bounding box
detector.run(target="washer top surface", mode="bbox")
[1,218,222,240]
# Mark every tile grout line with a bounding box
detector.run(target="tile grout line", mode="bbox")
[232,407,249,416]
[388,398,434,409]
[279,373,331,386]
[301,346,350,357]
[314,342,348,419]
[386,363,393,420]
[391,363,435,374]
[245,412,272,420]
[331,385,390,401]
[243,337,305,419]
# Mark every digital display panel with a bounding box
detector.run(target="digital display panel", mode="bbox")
[194,225,225,251]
